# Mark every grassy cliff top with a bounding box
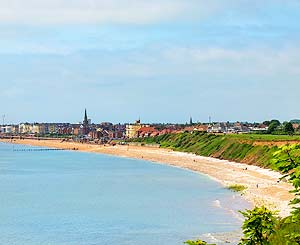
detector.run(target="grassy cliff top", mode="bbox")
[129,132,300,170]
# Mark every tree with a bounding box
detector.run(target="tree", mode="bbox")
[272,144,300,243]
[267,122,279,134]
[270,120,280,126]
[239,206,277,245]
[284,122,294,135]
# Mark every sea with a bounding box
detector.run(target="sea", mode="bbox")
[0,142,250,245]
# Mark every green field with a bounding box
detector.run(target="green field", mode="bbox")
[225,133,300,142]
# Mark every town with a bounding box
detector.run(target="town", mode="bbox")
[1,110,299,143]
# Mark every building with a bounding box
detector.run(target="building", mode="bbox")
[0,125,14,134]
[47,124,57,134]
[196,125,208,132]
[292,123,299,131]
[82,109,89,135]
[182,124,208,133]
[231,122,250,133]
[19,123,33,134]
[250,124,269,132]
[32,123,46,135]
[207,123,228,133]
[126,120,150,139]
[137,126,157,138]
[11,125,19,134]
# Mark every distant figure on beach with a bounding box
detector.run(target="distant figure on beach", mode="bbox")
[256,184,259,188]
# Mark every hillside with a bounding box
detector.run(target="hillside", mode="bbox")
[129,132,300,170]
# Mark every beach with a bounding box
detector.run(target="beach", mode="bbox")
[0,138,293,217]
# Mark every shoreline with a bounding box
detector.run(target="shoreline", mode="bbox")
[0,138,293,217]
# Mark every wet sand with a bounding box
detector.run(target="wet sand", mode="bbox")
[0,138,293,217]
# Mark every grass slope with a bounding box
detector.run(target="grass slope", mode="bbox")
[130,132,300,170]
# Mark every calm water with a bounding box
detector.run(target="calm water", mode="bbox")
[0,142,249,245]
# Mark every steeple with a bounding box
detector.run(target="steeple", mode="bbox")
[83,109,88,125]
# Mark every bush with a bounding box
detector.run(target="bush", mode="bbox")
[239,206,278,245]
[227,184,247,192]
[184,240,215,245]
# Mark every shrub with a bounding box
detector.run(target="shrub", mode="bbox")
[239,206,278,245]
[227,184,247,192]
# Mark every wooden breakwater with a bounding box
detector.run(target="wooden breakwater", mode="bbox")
[13,148,79,152]
[0,135,72,141]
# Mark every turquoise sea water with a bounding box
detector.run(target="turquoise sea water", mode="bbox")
[0,142,249,245]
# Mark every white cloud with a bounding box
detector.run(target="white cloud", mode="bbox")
[0,0,297,26]
[0,0,223,25]
[160,46,300,77]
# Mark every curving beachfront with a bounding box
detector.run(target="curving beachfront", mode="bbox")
[0,138,293,218]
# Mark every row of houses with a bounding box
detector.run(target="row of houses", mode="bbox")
[207,122,269,134]
[0,122,126,139]
[1,120,159,140]
[1,123,83,135]
[124,121,272,138]
[125,120,182,138]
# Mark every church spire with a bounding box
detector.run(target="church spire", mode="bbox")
[83,109,88,125]
[190,116,193,125]
[82,109,89,136]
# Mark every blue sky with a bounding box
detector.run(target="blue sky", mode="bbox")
[0,0,299,124]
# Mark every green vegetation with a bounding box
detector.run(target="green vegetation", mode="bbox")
[129,132,300,170]
[267,120,281,134]
[262,119,299,135]
[227,184,247,192]
[271,144,300,243]
[239,145,300,244]
[184,240,215,245]
[239,206,278,245]
[284,122,295,135]
[290,119,300,124]
[219,133,300,141]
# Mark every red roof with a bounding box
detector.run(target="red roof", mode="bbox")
[137,127,156,133]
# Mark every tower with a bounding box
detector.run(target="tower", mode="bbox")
[83,109,88,126]
[83,109,89,135]
[190,116,193,125]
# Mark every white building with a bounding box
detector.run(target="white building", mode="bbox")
[19,123,33,134]
[0,125,13,134]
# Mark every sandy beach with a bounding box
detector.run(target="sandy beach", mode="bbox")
[0,138,293,217]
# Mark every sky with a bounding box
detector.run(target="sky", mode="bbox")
[0,0,300,124]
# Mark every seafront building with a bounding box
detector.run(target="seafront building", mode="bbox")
[32,123,46,135]
[47,124,57,134]
[0,125,15,134]
[19,123,33,134]
[125,120,151,138]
